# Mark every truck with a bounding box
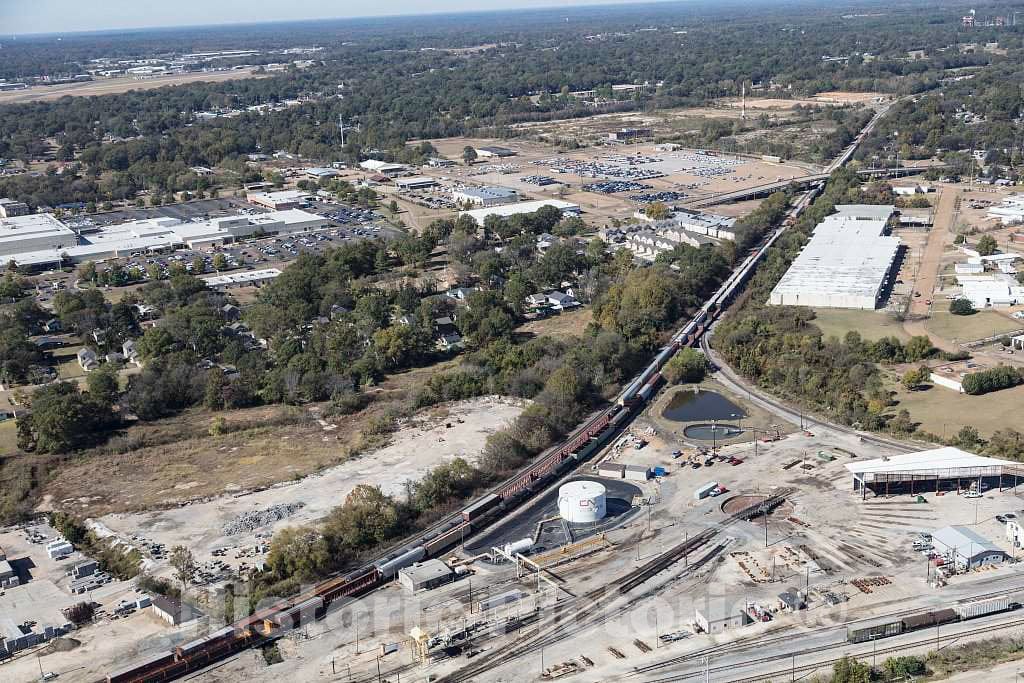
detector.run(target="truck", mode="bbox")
[694,482,719,501]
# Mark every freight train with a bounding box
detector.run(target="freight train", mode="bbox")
[846,595,1017,644]
[104,191,820,683]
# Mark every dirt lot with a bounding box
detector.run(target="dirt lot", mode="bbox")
[0,69,270,105]
[93,397,523,574]
[419,136,812,227]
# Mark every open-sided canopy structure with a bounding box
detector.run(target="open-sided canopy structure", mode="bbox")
[845,447,1024,498]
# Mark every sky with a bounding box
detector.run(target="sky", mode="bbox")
[3,0,666,35]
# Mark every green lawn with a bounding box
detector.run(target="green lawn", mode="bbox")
[925,311,1023,343]
[810,308,910,342]
[0,420,17,455]
[891,380,1024,439]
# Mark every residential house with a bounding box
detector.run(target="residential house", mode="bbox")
[42,318,62,334]
[546,291,580,311]
[525,293,549,309]
[438,332,463,349]
[221,304,241,321]
[446,287,476,301]
[91,329,108,346]
[77,348,99,372]
[122,340,138,362]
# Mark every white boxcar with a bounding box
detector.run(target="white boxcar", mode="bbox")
[955,595,1011,620]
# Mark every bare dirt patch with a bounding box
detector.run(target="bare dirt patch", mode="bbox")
[96,397,525,570]
[0,69,270,105]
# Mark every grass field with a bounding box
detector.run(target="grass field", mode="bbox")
[925,311,1023,343]
[890,380,1024,438]
[810,308,911,342]
[51,347,85,380]
[516,308,594,340]
[0,421,17,456]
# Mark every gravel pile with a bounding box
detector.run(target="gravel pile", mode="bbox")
[222,503,305,535]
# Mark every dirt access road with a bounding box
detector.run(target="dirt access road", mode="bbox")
[903,185,958,351]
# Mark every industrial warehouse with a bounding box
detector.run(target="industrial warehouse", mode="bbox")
[768,204,901,309]
[460,198,581,225]
[0,208,328,267]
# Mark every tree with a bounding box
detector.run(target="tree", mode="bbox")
[267,526,330,580]
[831,655,871,683]
[17,381,114,453]
[663,348,709,384]
[904,335,935,361]
[169,545,197,593]
[949,298,975,316]
[976,234,998,256]
[462,146,478,165]
[212,253,228,272]
[86,364,120,408]
[883,655,926,679]
[901,366,931,391]
[644,201,671,220]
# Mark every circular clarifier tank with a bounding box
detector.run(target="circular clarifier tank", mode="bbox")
[557,480,607,524]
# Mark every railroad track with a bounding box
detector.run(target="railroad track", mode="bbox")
[639,615,1024,682]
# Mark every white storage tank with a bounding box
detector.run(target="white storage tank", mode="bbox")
[503,538,534,556]
[558,481,607,524]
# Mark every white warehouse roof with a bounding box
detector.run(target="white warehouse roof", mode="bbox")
[461,199,579,225]
[768,206,899,310]
[202,268,282,287]
[0,213,77,249]
[845,447,1017,480]
[931,525,1002,555]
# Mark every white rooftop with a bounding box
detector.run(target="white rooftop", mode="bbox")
[931,525,1002,556]
[0,213,76,247]
[0,209,324,266]
[461,199,579,224]
[202,268,282,287]
[832,204,897,222]
[769,207,900,308]
[845,447,1017,477]
[248,190,308,204]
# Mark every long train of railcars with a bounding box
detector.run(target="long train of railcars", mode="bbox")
[846,595,1018,644]
[104,189,823,683]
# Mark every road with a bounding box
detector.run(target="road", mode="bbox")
[903,185,958,349]
[700,325,918,455]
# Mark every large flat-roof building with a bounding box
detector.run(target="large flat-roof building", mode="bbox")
[247,190,308,211]
[768,205,900,309]
[0,213,77,256]
[960,273,1024,308]
[394,176,440,191]
[0,209,327,268]
[452,186,519,207]
[461,199,580,226]
[202,268,282,290]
